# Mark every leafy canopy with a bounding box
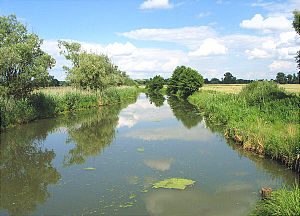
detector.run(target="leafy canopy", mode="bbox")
[167,66,204,97]
[293,10,300,72]
[58,40,134,91]
[146,75,164,93]
[0,14,55,98]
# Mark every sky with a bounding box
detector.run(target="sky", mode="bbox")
[0,0,299,80]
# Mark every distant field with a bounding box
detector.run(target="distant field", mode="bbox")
[202,84,300,94]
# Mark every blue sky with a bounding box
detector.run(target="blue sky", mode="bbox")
[1,0,299,80]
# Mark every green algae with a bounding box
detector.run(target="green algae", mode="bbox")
[153,178,195,190]
[137,148,144,152]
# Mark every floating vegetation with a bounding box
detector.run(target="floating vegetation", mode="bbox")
[84,167,96,170]
[153,178,195,190]
[137,148,144,152]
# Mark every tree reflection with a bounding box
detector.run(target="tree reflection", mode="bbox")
[167,96,203,129]
[146,92,165,107]
[63,96,138,166]
[0,124,61,216]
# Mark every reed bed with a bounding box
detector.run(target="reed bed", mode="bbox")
[0,87,139,129]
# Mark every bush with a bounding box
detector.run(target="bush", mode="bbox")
[167,66,204,97]
[146,75,164,93]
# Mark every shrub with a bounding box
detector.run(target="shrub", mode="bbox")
[167,66,204,97]
[146,75,164,93]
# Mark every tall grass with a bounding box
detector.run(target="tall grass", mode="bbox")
[188,81,300,170]
[0,87,138,129]
[251,185,300,216]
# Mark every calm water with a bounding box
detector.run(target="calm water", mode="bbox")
[0,93,298,216]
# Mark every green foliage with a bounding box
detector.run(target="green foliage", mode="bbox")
[167,66,204,97]
[293,10,300,72]
[188,81,299,167]
[58,40,135,91]
[223,72,236,84]
[293,10,300,36]
[0,15,55,98]
[0,87,138,129]
[146,75,164,93]
[276,72,287,84]
[252,186,300,216]
[239,80,292,106]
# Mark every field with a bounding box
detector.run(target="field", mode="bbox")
[202,84,299,94]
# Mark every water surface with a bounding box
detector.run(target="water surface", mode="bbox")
[0,93,298,216]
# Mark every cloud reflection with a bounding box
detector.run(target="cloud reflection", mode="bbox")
[144,158,175,171]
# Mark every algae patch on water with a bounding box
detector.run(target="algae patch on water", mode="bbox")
[153,178,195,190]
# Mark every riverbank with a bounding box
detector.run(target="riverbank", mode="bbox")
[188,81,299,172]
[0,86,139,130]
[188,81,300,215]
[251,186,299,215]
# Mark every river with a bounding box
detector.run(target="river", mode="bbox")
[0,93,298,216]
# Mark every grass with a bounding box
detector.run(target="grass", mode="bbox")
[251,185,299,216]
[202,84,299,95]
[0,86,139,129]
[188,81,300,171]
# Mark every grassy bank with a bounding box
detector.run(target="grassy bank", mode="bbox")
[188,81,299,171]
[0,86,139,129]
[251,186,299,216]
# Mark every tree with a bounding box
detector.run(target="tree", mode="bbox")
[167,66,204,97]
[0,15,55,98]
[58,40,128,91]
[223,72,236,84]
[293,10,300,72]
[146,75,164,93]
[276,72,287,84]
[210,78,221,84]
[48,75,60,87]
[286,74,293,84]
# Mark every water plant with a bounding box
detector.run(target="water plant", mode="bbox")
[152,178,195,189]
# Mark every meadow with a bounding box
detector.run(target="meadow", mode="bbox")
[202,84,299,94]
[0,86,139,129]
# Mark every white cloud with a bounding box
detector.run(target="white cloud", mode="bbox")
[216,0,230,4]
[188,38,227,56]
[245,48,271,59]
[120,26,217,50]
[268,60,297,72]
[251,0,300,18]
[140,0,173,9]
[197,12,211,18]
[240,14,292,34]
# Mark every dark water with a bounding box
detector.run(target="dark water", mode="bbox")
[0,93,298,216]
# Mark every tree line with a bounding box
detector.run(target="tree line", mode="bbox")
[0,15,135,99]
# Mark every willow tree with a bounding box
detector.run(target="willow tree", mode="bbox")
[58,40,127,91]
[0,15,55,98]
